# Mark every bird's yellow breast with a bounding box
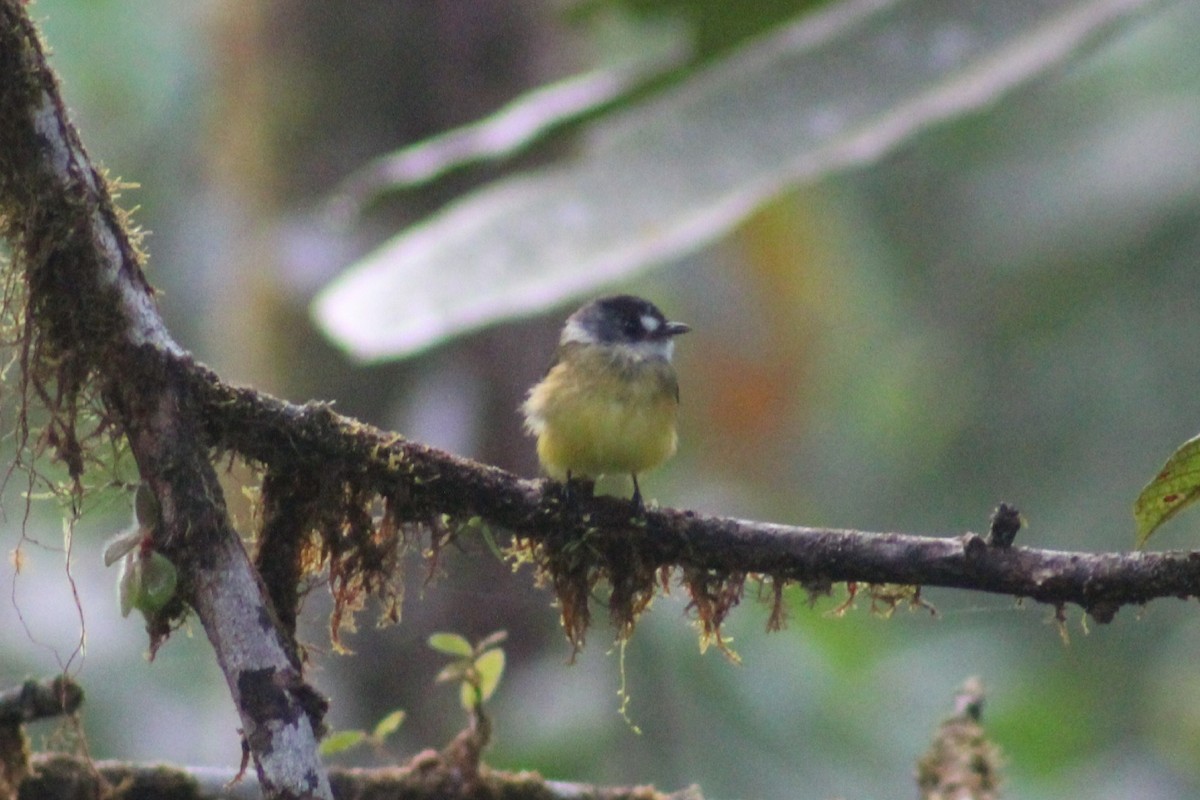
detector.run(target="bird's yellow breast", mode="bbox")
[522,346,680,481]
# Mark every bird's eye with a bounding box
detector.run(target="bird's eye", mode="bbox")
[623,317,643,337]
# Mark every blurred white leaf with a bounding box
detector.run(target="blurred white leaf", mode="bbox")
[103,527,143,568]
[314,0,1168,362]
[330,18,690,205]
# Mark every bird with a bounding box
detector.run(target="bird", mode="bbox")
[521,294,690,510]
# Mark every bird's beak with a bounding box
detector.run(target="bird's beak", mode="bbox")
[665,321,690,336]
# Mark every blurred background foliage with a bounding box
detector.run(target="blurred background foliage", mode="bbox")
[5,0,1200,797]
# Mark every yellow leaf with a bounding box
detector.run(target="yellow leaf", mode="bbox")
[319,730,366,756]
[372,709,405,740]
[476,648,505,702]
[428,632,473,657]
[459,680,477,712]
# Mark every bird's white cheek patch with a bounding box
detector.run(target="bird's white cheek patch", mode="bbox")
[641,314,660,334]
[561,318,590,344]
[620,339,674,361]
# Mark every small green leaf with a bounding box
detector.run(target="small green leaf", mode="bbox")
[428,632,473,657]
[478,522,505,562]
[1135,433,1200,547]
[475,648,505,702]
[117,550,178,618]
[136,552,178,614]
[372,709,405,740]
[319,730,366,756]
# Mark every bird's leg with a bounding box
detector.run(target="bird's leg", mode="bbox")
[563,470,595,510]
[630,473,644,515]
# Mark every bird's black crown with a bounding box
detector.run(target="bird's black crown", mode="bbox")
[574,294,670,344]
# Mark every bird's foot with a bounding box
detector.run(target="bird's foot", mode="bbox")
[630,474,645,517]
[562,471,595,516]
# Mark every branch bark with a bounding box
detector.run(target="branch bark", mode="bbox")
[190,367,1200,629]
[0,4,331,798]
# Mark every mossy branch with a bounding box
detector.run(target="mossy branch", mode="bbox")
[0,4,331,798]
[193,366,1200,636]
[22,753,704,800]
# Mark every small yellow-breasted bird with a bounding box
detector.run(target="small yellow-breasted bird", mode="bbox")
[521,295,690,507]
